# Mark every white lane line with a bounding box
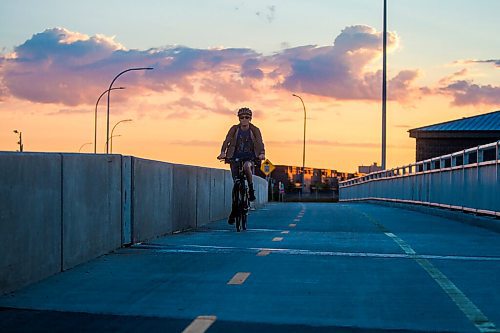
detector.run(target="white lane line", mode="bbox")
[281,231,290,234]
[384,232,498,333]
[289,224,297,227]
[272,237,284,242]
[182,315,217,333]
[257,250,271,256]
[135,243,500,262]
[228,272,251,285]
[294,218,301,222]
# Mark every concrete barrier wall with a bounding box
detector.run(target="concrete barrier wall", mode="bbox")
[172,165,198,232]
[0,153,62,294]
[195,167,211,227]
[209,169,226,222]
[61,154,122,270]
[131,158,174,243]
[0,152,268,294]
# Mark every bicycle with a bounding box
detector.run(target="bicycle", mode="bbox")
[226,158,253,232]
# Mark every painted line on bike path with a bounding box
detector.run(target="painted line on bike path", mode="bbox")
[289,224,297,227]
[352,208,498,333]
[257,250,271,256]
[131,243,500,262]
[182,315,217,333]
[228,272,251,285]
[272,237,284,242]
[384,231,498,333]
[281,231,290,234]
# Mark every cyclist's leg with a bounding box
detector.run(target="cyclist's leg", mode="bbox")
[227,162,239,224]
[243,161,256,201]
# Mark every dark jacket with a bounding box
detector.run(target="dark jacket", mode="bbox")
[220,123,265,159]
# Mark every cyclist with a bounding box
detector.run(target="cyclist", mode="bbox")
[217,107,265,224]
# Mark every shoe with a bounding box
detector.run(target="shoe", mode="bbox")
[249,189,256,202]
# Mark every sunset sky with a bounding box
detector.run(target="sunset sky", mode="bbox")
[1,0,499,172]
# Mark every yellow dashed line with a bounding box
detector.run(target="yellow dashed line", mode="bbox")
[227,272,251,285]
[182,315,217,333]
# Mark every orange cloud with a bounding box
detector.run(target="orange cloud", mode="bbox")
[1,25,498,115]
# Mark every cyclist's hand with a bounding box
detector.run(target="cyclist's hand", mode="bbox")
[258,154,265,160]
[217,152,226,160]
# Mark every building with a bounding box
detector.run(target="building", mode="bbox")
[409,110,500,161]
[358,162,383,175]
[256,164,357,200]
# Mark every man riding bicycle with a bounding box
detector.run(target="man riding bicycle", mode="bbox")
[217,107,265,225]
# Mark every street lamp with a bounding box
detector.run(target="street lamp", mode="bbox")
[292,94,307,196]
[13,130,23,152]
[381,0,388,170]
[95,87,125,154]
[104,135,121,152]
[110,119,132,153]
[78,142,92,153]
[106,67,153,154]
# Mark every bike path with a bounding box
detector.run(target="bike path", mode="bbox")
[1,202,499,332]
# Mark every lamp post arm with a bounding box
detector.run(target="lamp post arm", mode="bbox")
[292,93,307,193]
[105,67,153,154]
[95,87,124,154]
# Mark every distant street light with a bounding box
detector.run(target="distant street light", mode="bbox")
[292,94,307,195]
[78,142,92,153]
[381,0,388,170]
[104,134,121,152]
[106,67,153,154]
[110,119,132,153]
[13,130,23,152]
[95,87,125,154]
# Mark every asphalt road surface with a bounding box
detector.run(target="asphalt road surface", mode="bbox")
[1,202,499,333]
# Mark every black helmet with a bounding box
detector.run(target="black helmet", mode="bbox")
[237,107,252,117]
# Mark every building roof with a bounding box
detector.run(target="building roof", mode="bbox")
[410,110,500,133]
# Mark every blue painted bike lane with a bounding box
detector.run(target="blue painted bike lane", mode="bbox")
[1,202,499,332]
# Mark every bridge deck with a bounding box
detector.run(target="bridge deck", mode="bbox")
[1,203,499,332]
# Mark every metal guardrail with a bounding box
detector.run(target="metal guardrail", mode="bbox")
[339,141,500,217]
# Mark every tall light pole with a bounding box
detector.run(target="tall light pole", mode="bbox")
[79,142,92,153]
[110,119,132,153]
[13,130,23,152]
[292,94,307,195]
[95,87,125,154]
[106,67,153,154]
[381,0,388,170]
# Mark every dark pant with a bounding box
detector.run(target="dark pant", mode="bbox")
[230,160,254,182]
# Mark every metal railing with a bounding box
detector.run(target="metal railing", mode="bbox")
[339,141,500,217]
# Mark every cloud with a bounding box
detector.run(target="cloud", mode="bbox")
[266,139,411,149]
[440,80,500,106]
[255,5,276,23]
[278,25,419,101]
[2,25,497,113]
[48,108,90,115]
[458,59,500,68]
[168,139,220,147]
